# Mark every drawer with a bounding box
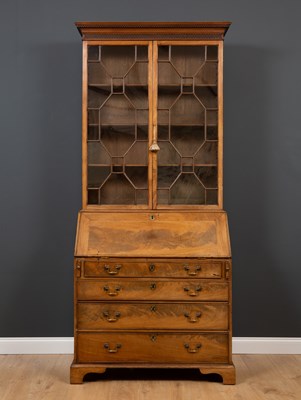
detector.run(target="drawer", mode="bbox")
[77,302,229,330]
[80,259,224,279]
[77,332,229,363]
[77,279,229,301]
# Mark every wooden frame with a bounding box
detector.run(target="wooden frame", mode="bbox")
[82,40,152,210]
[153,40,223,210]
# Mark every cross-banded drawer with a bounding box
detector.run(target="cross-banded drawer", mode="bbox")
[77,279,229,301]
[77,332,229,364]
[78,259,225,279]
[77,302,229,330]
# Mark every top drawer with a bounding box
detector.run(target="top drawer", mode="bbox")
[77,259,226,279]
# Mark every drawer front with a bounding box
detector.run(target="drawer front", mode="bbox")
[77,302,228,330]
[77,332,229,363]
[77,280,229,301]
[81,259,224,279]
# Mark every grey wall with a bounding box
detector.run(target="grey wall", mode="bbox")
[0,0,300,337]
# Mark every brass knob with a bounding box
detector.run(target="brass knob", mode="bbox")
[150,282,157,290]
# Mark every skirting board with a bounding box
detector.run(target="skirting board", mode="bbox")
[0,337,300,355]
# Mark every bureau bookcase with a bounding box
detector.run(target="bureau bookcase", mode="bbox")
[71,22,235,385]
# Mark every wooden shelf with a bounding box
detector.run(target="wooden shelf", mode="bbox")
[88,84,148,88]
[88,164,148,167]
[158,84,217,88]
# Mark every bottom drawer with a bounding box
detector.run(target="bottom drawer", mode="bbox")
[77,332,229,364]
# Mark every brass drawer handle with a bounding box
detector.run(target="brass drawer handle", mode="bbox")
[184,311,202,323]
[103,310,121,322]
[103,343,122,353]
[184,343,202,353]
[183,285,202,297]
[104,264,122,275]
[150,282,157,290]
[103,285,121,296]
[184,265,202,276]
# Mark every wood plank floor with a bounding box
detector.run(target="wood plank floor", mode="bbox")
[0,355,300,399]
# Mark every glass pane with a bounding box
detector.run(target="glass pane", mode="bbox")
[170,126,205,157]
[88,142,111,165]
[99,96,135,125]
[206,189,218,204]
[100,174,135,205]
[158,166,181,188]
[194,167,217,188]
[157,44,219,205]
[157,189,169,205]
[87,45,149,205]
[101,125,135,157]
[88,62,111,85]
[88,46,100,61]
[101,46,135,76]
[207,45,218,61]
[194,142,217,165]
[170,46,205,76]
[88,166,110,188]
[170,174,205,205]
[170,95,205,126]
[195,62,217,85]
[125,141,148,165]
[158,63,181,85]
[157,142,181,165]
[125,86,148,109]
[195,86,217,108]
[125,166,148,189]
[88,189,99,204]
[125,62,148,85]
[136,190,148,204]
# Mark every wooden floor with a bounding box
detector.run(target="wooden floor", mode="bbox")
[0,355,300,399]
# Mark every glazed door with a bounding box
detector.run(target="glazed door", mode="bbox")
[83,41,222,209]
[84,42,153,207]
[153,42,222,208]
